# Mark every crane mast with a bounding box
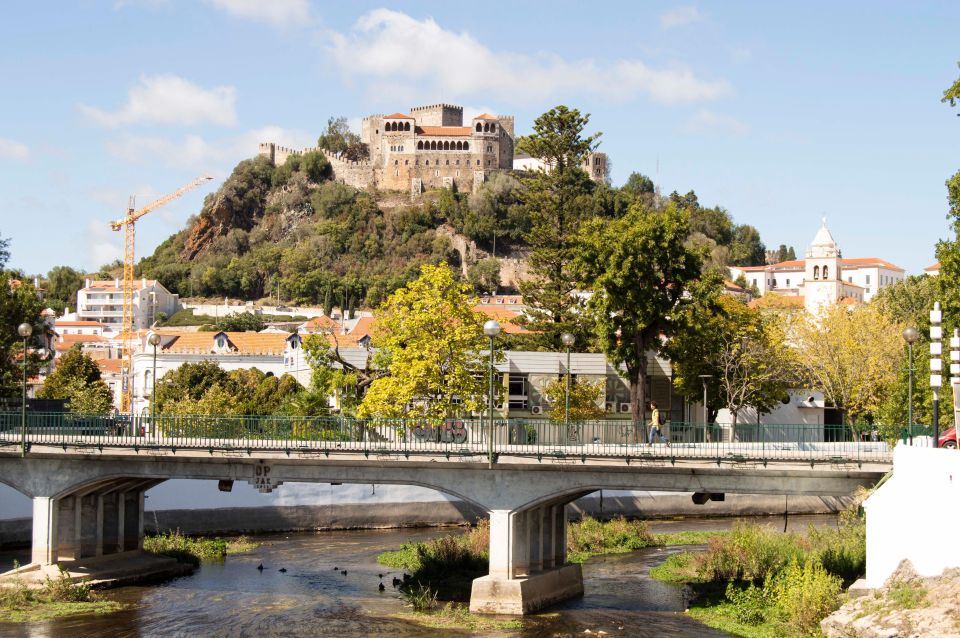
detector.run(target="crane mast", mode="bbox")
[110,175,213,412]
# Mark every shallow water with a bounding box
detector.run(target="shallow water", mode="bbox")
[0,515,836,638]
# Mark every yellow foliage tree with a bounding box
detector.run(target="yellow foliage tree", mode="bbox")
[790,304,903,424]
[357,264,487,420]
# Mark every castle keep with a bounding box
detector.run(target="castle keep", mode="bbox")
[259,103,515,194]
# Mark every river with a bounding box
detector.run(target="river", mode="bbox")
[0,515,836,638]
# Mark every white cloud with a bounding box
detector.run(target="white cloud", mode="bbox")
[234,125,316,154]
[660,6,702,29]
[79,74,237,128]
[684,109,748,135]
[328,9,730,106]
[205,0,310,28]
[0,138,30,161]
[86,218,123,268]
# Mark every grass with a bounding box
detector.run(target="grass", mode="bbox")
[0,566,125,623]
[144,530,260,565]
[395,602,524,631]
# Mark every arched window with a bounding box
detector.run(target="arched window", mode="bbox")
[216,335,227,349]
[813,266,820,280]
[417,141,423,150]
[443,141,450,151]
[404,122,410,131]
[822,265,829,280]
[386,122,393,132]
[490,123,496,132]
[430,141,437,150]
[475,123,482,132]
[463,142,469,151]
[483,122,490,132]
[425,160,429,166]
[395,160,398,165]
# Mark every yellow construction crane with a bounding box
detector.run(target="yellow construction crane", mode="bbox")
[110,175,213,412]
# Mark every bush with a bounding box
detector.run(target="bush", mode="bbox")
[144,530,228,565]
[769,559,842,634]
[567,515,654,559]
[726,581,773,625]
[698,522,805,584]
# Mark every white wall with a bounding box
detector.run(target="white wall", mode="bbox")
[864,445,960,587]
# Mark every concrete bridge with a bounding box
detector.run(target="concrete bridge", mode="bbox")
[0,420,891,614]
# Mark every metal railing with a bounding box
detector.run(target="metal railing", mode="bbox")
[0,412,894,466]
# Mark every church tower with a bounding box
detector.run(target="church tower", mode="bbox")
[803,220,843,315]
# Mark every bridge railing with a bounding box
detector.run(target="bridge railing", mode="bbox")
[0,412,893,465]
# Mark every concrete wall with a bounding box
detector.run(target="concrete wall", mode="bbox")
[864,444,960,587]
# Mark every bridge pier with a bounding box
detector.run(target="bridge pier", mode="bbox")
[470,504,583,614]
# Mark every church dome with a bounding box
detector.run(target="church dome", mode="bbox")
[806,219,839,258]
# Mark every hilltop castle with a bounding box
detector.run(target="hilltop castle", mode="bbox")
[259,103,516,194]
[260,102,610,194]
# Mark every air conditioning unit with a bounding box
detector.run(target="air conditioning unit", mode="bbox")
[605,402,616,413]
[530,405,543,415]
[619,403,632,414]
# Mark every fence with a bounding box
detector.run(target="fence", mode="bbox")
[0,412,894,465]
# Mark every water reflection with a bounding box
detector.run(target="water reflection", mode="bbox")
[0,516,836,638]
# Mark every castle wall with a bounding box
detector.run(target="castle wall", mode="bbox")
[410,103,463,127]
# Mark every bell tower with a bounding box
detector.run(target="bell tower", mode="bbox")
[804,218,842,315]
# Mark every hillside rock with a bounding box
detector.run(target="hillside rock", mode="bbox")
[822,561,960,638]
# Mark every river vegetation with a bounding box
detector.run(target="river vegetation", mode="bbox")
[0,566,124,623]
[143,530,260,566]
[650,512,866,638]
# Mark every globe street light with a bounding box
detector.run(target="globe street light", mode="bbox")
[902,326,919,444]
[17,322,32,457]
[148,332,162,436]
[483,320,501,469]
[561,333,575,432]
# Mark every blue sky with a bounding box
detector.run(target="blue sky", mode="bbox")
[1,1,958,277]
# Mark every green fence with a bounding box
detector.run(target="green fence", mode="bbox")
[0,412,894,465]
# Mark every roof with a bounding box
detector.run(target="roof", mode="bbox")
[384,112,413,119]
[472,306,529,334]
[840,258,905,272]
[473,113,497,120]
[415,126,472,136]
[55,320,105,327]
[161,331,292,355]
[926,262,941,272]
[83,279,160,293]
[735,257,904,273]
[303,315,340,332]
[97,359,124,375]
[350,316,377,340]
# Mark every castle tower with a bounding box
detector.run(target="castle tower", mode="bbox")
[804,219,843,315]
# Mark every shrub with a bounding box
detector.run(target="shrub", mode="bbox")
[726,581,773,625]
[769,558,842,635]
[698,522,805,583]
[44,568,94,603]
[403,583,438,612]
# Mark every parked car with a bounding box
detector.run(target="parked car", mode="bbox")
[938,427,957,448]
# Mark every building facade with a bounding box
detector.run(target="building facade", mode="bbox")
[729,222,904,311]
[77,279,180,333]
[260,103,515,194]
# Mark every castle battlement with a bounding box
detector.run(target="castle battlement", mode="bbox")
[410,103,463,113]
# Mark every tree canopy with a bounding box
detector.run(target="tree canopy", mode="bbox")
[37,346,113,414]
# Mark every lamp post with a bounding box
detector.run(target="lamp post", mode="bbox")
[931,303,943,447]
[17,322,32,457]
[698,374,712,442]
[483,320,500,469]
[902,327,919,443]
[561,333,575,428]
[148,332,161,435]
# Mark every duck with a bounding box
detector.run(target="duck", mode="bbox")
[278,568,287,573]
[378,582,386,592]
[256,563,264,572]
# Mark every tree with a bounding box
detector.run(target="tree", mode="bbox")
[936,63,960,323]
[622,172,655,197]
[943,62,960,108]
[215,312,266,332]
[37,346,113,414]
[515,106,601,350]
[317,116,368,161]
[544,378,604,423]
[730,224,766,266]
[0,246,46,397]
[669,295,794,438]
[467,257,501,295]
[154,360,231,413]
[790,304,903,425]
[300,150,332,183]
[357,264,487,420]
[45,266,85,312]
[575,203,707,429]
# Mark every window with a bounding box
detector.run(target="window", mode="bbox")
[508,376,527,409]
[475,123,482,132]
[404,122,410,131]
[216,335,227,349]
[491,123,496,132]
[822,266,829,279]
[813,265,820,280]
[445,159,449,165]
[455,159,460,165]
[405,159,409,165]
[865,274,871,284]
[417,141,423,150]
[487,145,492,152]
[476,159,480,165]
[463,142,469,151]
[786,278,790,287]
[848,276,853,283]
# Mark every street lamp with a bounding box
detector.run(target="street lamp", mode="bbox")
[902,326,919,443]
[17,322,32,457]
[561,333,575,429]
[148,332,161,436]
[483,320,501,469]
[698,374,712,442]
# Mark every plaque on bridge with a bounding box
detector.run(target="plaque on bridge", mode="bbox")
[248,464,283,494]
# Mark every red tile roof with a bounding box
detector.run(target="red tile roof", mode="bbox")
[736,257,904,273]
[925,262,941,272]
[472,306,528,334]
[384,112,413,119]
[473,113,497,120]
[55,320,105,327]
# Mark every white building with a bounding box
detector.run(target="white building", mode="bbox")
[77,278,180,333]
[513,151,609,183]
[729,222,904,310]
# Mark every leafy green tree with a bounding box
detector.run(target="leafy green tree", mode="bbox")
[943,62,960,108]
[215,312,266,332]
[467,257,501,295]
[544,378,604,422]
[155,361,231,413]
[300,150,332,183]
[37,346,113,414]
[0,241,46,397]
[515,106,600,350]
[668,295,794,436]
[317,116,368,161]
[622,172,655,196]
[575,203,708,424]
[730,224,766,266]
[45,266,86,312]
[358,264,487,420]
